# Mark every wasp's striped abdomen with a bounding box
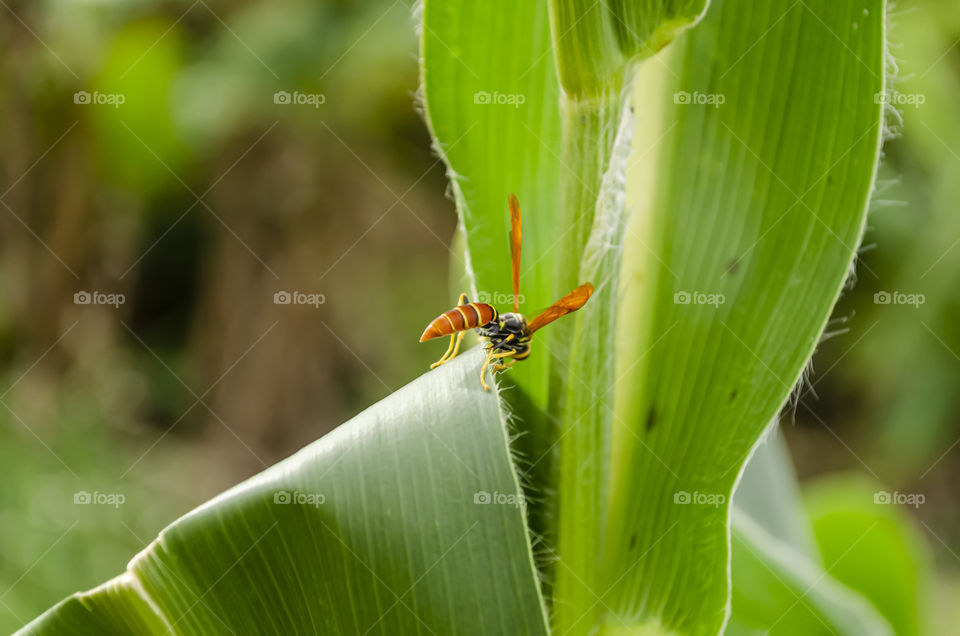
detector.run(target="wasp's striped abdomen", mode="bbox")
[419,302,497,342]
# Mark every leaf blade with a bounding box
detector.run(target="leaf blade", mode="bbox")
[606,0,887,631]
[19,350,548,636]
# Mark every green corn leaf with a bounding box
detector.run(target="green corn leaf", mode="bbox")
[23,1,892,634]
[727,510,893,635]
[729,431,893,634]
[420,0,562,409]
[732,428,818,558]
[804,475,930,636]
[17,350,548,636]
[607,0,885,632]
[548,0,708,97]
[421,2,707,632]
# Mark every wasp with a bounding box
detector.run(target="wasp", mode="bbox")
[420,194,594,390]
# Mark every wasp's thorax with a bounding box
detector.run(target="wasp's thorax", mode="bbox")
[479,312,531,359]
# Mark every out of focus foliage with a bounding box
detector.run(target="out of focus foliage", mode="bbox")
[787,1,960,629]
[1,0,451,631]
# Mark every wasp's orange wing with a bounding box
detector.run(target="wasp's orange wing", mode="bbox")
[527,283,594,333]
[508,194,522,313]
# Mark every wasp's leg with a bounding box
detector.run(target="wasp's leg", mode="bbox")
[492,359,517,372]
[448,330,465,360]
[481,350,517,391]
[429,292,471,369]
[479,334,515,391]
[433,331,465,368]
[429,333,458,369]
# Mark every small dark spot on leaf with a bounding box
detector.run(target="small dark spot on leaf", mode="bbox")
[729,389,738,402]
[646,407,657,432]
[827,175,834,185]
[629,533,637,549]
[725,258,740,275]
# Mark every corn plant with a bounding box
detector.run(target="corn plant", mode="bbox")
[21,0,922,635]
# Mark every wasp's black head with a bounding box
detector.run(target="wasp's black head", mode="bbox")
[497,312,526,334]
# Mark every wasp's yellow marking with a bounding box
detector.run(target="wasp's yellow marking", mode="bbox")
[442,312,456,331]
[430,293,472,369]
[468,303,485,324]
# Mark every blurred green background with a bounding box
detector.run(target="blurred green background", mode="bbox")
[0,0,958,632]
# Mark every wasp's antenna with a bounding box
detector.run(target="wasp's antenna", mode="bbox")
[508,194,522,314]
